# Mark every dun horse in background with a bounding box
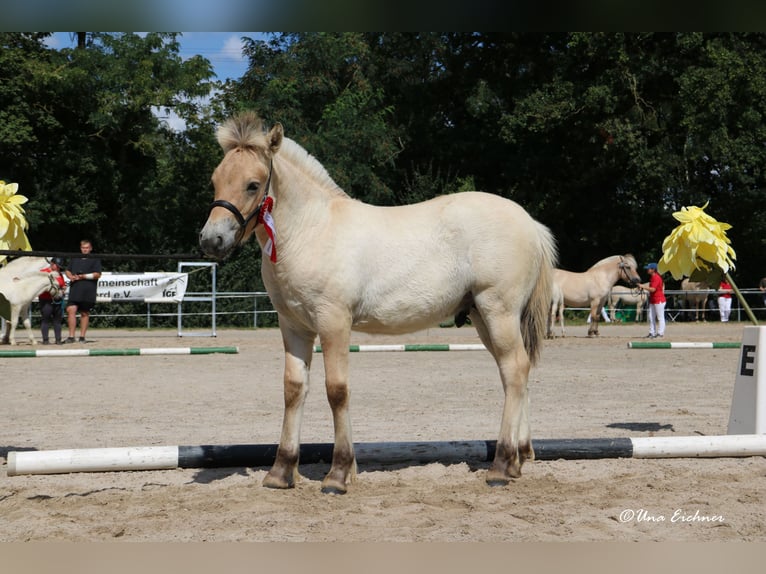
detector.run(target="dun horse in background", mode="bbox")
[549,254,641,338]
[199,112,557,493]
[680,278,711,322]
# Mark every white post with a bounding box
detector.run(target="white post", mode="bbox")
[727,326,766,434]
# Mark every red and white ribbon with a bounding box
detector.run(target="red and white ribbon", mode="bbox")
[258,196,277,263]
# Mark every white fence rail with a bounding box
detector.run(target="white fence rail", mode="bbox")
[8,291,277,332]
[8,288,766,333]
[565,288,766,323]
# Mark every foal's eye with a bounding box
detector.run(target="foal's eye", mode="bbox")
[246,181,260,194]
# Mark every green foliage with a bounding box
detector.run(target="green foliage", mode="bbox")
[230,33,402,204]
[0,32,216,266]
[2,32,765,296]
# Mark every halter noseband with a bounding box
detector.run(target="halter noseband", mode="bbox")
[208,159,273,243]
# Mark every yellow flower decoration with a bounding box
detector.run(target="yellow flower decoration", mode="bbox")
[0,180,33,264]
[657,201,736,280]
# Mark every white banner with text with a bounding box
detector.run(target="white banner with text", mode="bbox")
[96,272,189,303]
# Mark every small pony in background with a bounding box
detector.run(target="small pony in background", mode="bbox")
[0,257,65,346]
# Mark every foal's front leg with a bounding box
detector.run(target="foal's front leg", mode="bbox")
[263,329,314,489]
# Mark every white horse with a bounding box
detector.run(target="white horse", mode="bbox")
[552,254,641,337]
[681,278,710,322]
[608,285,648,322]
[199,112,557,493]
[0,257,64,345]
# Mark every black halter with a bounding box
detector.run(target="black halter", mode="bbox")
[208,160,273,243]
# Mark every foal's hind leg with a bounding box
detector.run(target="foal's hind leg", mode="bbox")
[471,308,533,485]
[317,322,356,494]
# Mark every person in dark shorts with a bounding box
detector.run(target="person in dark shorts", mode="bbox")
[65,239,102,343]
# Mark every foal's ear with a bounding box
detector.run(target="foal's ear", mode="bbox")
[268,123,283,153]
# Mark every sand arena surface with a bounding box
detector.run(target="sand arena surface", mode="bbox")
[1,321,764,541]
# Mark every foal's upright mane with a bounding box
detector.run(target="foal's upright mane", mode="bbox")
[216,111,270,152]
[217,112,345,196]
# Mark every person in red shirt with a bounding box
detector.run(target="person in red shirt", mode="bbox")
[38,257,67,344]
[717,278,733,322]
[636,262,666,338]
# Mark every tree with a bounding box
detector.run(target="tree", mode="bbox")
[4,32,764,297]
[222,33,766,286]
[0,32,216,267]
[225,33,401,204]
[675,34,766,287]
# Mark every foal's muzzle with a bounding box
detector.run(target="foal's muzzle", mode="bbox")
[208,199,260,245]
